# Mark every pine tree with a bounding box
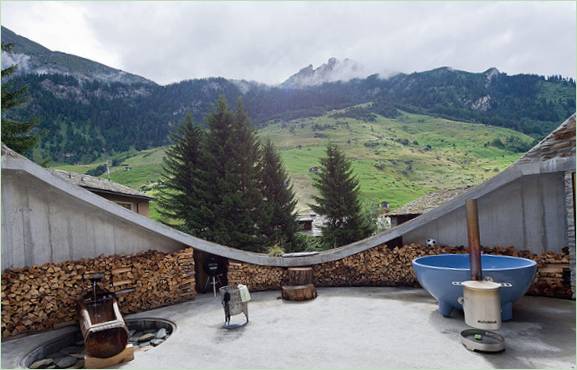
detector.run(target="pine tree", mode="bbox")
[1,42,36,154]
[310,143,373,247]
[259,140,298,250]
[157,114,212,237]
[203,97,266,252]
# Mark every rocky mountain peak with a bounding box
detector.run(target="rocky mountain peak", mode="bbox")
[483,67,501,81]
[281,57,366,89]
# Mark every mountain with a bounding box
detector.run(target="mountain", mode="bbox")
[1,26,154,85]
[1,26,575,163]
[281,57,368,88]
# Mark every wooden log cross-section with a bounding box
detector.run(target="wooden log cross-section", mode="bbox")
[281,267,317,301]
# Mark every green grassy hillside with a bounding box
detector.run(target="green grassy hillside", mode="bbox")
[259,111,533,211]
[52,111,535,218]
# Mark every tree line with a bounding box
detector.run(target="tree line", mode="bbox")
[3,40,575,164]
[158,97,373,253]
[1,42,36,154]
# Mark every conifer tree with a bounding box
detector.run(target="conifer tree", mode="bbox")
[1,42,36,154]
[259,140,298,250]
[310,143,373,247]
[203,97,266,252]
[157,114,212,237]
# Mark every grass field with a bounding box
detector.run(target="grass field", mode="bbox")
[52,111,534,218]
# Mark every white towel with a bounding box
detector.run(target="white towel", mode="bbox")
[238,284,251,302]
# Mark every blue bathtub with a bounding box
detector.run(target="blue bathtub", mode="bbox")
[412,254,537,321]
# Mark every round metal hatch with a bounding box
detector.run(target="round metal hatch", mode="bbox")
[461,329,505,353]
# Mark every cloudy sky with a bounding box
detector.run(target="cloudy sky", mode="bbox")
[1,1,575,85]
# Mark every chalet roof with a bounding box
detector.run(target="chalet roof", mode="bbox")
[518,114,575,164]
[388,187,470,216]
[52,169,152,200]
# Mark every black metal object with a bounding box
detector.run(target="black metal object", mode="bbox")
[203,255,226,277]
[83,272,116,305]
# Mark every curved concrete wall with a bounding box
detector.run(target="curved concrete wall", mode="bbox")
[404,173,568,252]
[1,172,182,270]
[2,138,574,270]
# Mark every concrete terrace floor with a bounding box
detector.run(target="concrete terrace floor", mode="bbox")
[1,287,575,369]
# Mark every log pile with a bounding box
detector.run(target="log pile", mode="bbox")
[281,268,317,301]
[1,248,195,339]
[228,244,573,300]
[527,249,572,298]
[227,261,285,291]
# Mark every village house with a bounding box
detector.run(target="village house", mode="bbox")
[388,187,470,227]
[52,170,152,217]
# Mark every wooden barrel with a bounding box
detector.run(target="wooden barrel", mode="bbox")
[78,297,128,358]
[282,267,317,301]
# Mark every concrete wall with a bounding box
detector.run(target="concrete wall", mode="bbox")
[1,172,182,270]
[404,173,568,253]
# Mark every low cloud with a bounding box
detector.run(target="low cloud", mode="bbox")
[1,1,575,85]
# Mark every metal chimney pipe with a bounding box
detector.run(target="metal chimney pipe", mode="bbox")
[466,199,482,281]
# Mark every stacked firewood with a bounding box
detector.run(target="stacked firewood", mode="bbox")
[1,248,195,339]
[527,249,572,298]
[227,261,285,291]
[228,244,573,300]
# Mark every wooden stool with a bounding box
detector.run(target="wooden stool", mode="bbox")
[282,267,317,301]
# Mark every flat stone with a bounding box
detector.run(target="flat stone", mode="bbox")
[30,358,54,369]
[139,345,154,352]
[155,328,167,339]
[69,353,84,359]
[128,329,136,337]
[137,333,155,343]
[138,341,151,348]
[55,356,77,369]
[150,339,164,346]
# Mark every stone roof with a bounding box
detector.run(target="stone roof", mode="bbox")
[518,114,575,164]
[53,169,152,200]
[388,187,470,216]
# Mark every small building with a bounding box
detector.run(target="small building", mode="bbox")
[296,212,325,237]
[297,214,314,232]
[52,170,152,217]
[388,187,470,227]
